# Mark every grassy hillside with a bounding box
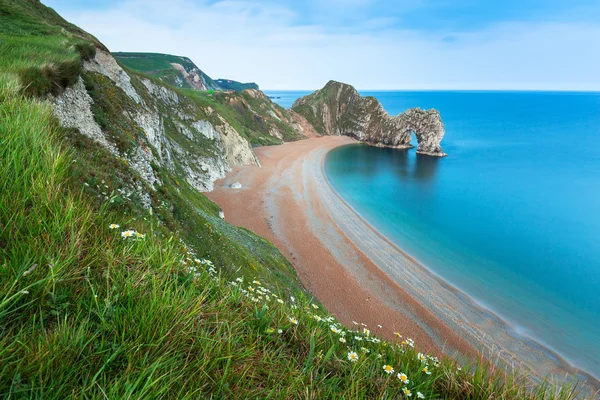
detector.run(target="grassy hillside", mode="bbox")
[215,78,259,91]
[113,52,257,92]
[180,89,305,145]
[0,0,588,398]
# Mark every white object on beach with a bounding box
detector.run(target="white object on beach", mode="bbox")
[230,182,242,189]
[218,210,225,219]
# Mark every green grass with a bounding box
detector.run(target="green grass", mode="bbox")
[0,0,98,96]
[215,78,259,91]
[113,52,219,90]
[113,52,198,73]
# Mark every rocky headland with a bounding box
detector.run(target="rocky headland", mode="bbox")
[292,80,447,157]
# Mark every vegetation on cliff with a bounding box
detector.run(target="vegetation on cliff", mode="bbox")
[114,52,257,92]
[0,0,586,398]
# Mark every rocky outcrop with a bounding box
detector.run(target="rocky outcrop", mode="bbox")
[50,49,261,195]
[292,80,446,156]
[51,77,118,155]
[170,62,213,91]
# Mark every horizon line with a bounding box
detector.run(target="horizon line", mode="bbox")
[262,88,600,93]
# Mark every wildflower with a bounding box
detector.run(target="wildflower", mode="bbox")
[109,223,120,229]
[266,328,275,333]
[248,286,254,292]
[417,392,425,399]
[339,337,347,343]
[377,324,383,329]
[371,338,381,343]
[277,329,283,334]
[352,321,358,325]
[417,353,427,362]
[402,387,412,397]
[354,336,363,341]
[311,304,319,309]
[347,351,359,362]
[121,230,136,239]
[252,280,261,285]
[289,317,298,325]
[314,315,322,322]
[135,232,145,238]
[277,299,284,304]
[236,277,243,282]
[330,325,340,334]
[457,366,462,371]
[360,347,370,354]
[363,328,370,336]
[422,366,431,375]
[383,365,394,374]
[397,372,410,384]
[290,296,295,302]
[394,332,402,338]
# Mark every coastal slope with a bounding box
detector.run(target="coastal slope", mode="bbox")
[292,80,447,156]
[113,52,257,91]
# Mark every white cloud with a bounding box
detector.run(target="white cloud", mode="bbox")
[51,0,600,90]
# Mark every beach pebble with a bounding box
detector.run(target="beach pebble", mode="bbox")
[230,182,242,189]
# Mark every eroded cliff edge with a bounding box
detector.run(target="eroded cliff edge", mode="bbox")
[292,80,447,157]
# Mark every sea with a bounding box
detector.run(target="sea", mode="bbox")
[265,90,600,379]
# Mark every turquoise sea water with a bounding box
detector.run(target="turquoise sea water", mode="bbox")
[266,90,600,378]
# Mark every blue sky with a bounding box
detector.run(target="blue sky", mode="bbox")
[45,0,600,90]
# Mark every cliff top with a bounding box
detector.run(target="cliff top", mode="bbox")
[113,52,258,91]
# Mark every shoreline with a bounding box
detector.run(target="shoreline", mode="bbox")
[206,136,599,396]
[319,146,600,389]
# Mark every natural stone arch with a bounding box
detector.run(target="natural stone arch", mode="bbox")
[396,108,446,157]
[292,80,447,157]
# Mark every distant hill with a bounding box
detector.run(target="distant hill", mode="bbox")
[113,52,257,91]
[215,79,259,91]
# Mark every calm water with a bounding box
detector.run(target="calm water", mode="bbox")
[266,90,600,378]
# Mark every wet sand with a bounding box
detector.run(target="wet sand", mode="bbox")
[206,136,599,396]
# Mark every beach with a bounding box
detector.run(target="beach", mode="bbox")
[206,136,599,394]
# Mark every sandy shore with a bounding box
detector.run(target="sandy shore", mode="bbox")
[207,136,599,395]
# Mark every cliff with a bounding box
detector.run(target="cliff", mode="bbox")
[215,78,259,91]
[49,51,309,194]
[114,52,257,92]
[292,80,447,156]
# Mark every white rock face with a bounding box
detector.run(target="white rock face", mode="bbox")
[52,77,118,155]
[140,78,179,105]
[84,50,142,104]
[133,110,163,157]
[215,116,261,167]
[128,145,160,187]
[193,120,219,140]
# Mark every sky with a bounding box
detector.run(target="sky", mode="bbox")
[44,0,600,90]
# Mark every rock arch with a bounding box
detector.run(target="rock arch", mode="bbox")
[397,108,446,157]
